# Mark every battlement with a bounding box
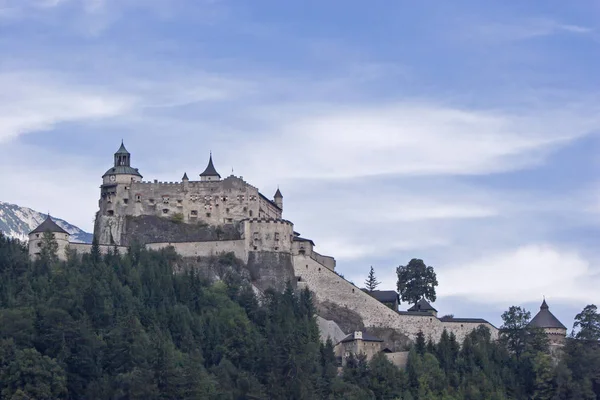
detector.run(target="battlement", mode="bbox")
[244,218,294,226]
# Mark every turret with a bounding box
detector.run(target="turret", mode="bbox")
[102,141,143,185]
[28,215,70,261]
[274,187,283,210]
[200,153,221,182]
[182,172,189,191]
[528,299,567,347]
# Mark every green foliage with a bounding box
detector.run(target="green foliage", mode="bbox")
[573,304,600,341]
[396,258,438,305]
[364,266,380,292]
[170,213,184,224]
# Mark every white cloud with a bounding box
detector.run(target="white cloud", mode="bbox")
[0,71,136,143]
[472,18,593,42]
[438,244,600,305]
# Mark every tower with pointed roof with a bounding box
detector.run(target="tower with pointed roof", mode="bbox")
[102,141,143,185]
[274,188,283,210]
[28,215,70,260]
[529,299,567,347]
[200,154,221,181]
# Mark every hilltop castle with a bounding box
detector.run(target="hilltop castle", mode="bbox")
[29,142,526,355]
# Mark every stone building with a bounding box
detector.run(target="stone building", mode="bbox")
[335,331,384,366]
[406,298,438,317]
[363,290,400,311]
[529,299,567,348]
[28,216,70,260]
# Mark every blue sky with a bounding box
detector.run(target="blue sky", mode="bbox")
[1,0,599,327]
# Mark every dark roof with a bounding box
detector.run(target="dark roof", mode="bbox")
[258,192,281,210]
[102,166,143,178]
[528,300,567,330]
[30,216,68,235]
[293,236,315,246]
[274,188,283,198]
[340,332,384,344]
[115,141,129,155]
[200,154,221,178]
[397,311,435,317]
[182,172,189,180]
[407,298,437,313]
[439,317,489,324]
[364,290,399,303]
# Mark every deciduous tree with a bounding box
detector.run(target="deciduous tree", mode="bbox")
[396,258,438,305]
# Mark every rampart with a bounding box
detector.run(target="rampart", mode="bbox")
[146,240,247,262]
[243,218,294,253]
[69,243,128,255]
[293,254,498,344]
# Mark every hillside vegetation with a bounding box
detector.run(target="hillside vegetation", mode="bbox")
[0,233,598,399]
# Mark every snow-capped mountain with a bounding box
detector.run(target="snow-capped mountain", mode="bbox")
[0,201,93,243]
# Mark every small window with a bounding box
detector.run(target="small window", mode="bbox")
[125,186,130,190]
[107,210,114,216]
[249,210,253,217]
[149,199,155,204]
[226,208,230,213]
[274,232,280,241]
[191,210,198,216]
[37,242,42,248]
[123,199,129,204]
[226,218,233,223]
[253,232,259,240]
[177,199,183,204]
[36,234,39,238]
[163,196,169,204]
[352,288,354,293]
[243,206,248,212]
[206,213,211,217]
[318,268,321,272]
[163,209,169,214]
[136,195,141,202]
[222,196,228,202]
[253,246,257,250]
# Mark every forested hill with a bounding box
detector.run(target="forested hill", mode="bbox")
[0,233,598,399]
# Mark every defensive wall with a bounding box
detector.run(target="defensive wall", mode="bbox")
[146,240,247,262]
[243,218,294,253]
[69,242,128,256]
[293,254,498,344]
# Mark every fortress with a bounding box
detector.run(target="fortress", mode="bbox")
[29,142,507,354]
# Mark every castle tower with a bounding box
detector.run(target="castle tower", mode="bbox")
[200,153,221,182]
[28,215,70,260]
[274,188,283,210]
[528,299,567,347]
[102,141,143,185]
[182,172,189,191]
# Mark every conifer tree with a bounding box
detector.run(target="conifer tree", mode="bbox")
[364,266,380,292]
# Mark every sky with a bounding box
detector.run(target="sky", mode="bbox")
[1,0,599,328]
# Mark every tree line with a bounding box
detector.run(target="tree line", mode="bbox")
[0,233,599,399]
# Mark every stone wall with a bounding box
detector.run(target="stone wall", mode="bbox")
[293,254,498,344]
[384,352,410,369]
[312,251,336,271]
[244,219,294,253]
[95,175,282,246]
[146,240,247,262]
[121,215,241,246]
[69,242,128,255]
[247,251,296,292]
[28,232,70,261]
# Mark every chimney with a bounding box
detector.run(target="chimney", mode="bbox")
[354,331,363,340]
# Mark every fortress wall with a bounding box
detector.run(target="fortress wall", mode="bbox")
[29,232,70,261]
[293,254,497,343]
[311,251,336,271]
[245,219,294,253]
[145,240,248,262]
[384,352,410,369]
[258,195,281,219]
[69,242,128,255]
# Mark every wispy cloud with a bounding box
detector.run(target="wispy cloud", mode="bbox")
[472,18,593,42]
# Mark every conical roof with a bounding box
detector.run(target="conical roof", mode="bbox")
[274,188,283,198]
[29,216,68,235]
[182,172,189,181]
[200,154,221,178]
[115,140,129,155]
[529,300,566,330]
[408,298,437,313]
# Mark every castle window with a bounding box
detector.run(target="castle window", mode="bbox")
[136,195,141,202]
[253,246,257,250]
[149,198,155,204]
[191,210,198,216]
[107,210,114,216]
[123,199,129,204]
[36,234,39,238]
[226,218,233,223]
[177,199,183,204]
[163,209,169,214]
[37,242,42,248]
[226,208,230,213]
[249,210,253,217]
[125,186,130,190]
[222,196,228,202]
[274,232,280,241]
[163,196,169,204]
[274,246,279,251]
[206,213,211,217]
[253,232,259,240]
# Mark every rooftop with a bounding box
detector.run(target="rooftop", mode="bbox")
[407,298,437,313]
[528,300,567,330]
[363,290,399,304]
[30,216,68,235]
[200,154,221,178]
[340,331,384,344]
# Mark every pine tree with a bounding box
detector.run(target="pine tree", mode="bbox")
[364,266,380,292]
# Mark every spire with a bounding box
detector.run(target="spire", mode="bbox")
[182,172,189,181]
[541,299,549,310]
[115,140,129,155]
[274,187,283,198]
[200,153,221,180]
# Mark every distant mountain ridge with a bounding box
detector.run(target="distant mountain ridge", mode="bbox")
[0,201,93,243]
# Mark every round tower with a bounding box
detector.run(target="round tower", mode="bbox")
[102,141,143,185]
[28,215,70,260]
[528,299,567,347]
[274,188,283,211]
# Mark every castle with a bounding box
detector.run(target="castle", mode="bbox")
[30,142,541,356]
